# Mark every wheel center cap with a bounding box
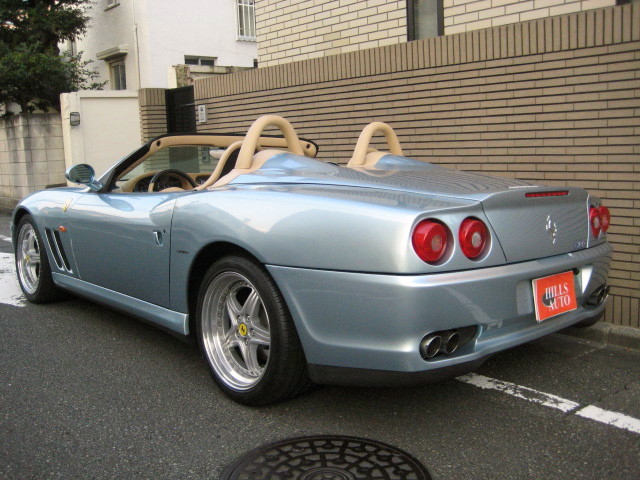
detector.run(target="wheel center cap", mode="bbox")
[238,323,248,336]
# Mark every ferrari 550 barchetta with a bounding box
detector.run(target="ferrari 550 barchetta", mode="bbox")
[12,115,611,405]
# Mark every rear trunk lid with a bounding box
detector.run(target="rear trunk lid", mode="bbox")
[237,153,591,262]
[480,188,589,263]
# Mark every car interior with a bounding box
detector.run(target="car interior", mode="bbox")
[111,114,405,193]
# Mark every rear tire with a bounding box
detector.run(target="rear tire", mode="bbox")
[15,215,63,304]
[196,255,310,406]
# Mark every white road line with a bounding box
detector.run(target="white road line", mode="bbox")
[457,373,640,435]
[0,234,11,243]
[575,405,640,434]
[456,373,579,412]
[0,253,26,307]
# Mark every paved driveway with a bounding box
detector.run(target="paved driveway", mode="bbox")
[1,217,638,479]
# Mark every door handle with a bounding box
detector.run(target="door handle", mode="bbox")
[153,231,164,246]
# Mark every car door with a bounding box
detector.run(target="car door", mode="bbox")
[67,192,177,308]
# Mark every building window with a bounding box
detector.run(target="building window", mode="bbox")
[237,0,256,41]
[407,0,443,41]
[65,39,77,56]
[105,0,119,10]
[184,56,216,67]
[111,60,126,90]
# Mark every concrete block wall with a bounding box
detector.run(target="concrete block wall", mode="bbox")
[257,0,408,67]
[445,0,617,34]
[189,4,640,328]
[0,114,65,212]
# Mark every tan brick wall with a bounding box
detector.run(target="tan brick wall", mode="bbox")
[257,0,622,67]
[256,0,408,67]
[445,0,617,34]
[138,88,167,142]
[193,4,640,328]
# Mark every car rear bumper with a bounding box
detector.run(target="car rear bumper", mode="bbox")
[268,242,612,385]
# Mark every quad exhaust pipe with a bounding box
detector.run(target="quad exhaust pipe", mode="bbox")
[420,330,461,359]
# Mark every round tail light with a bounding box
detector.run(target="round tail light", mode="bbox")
[412,220,449,264]
[459,217,489,259]
[590,206,602,237]
[599,206,610,233]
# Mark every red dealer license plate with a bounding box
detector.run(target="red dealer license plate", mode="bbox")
[532,271,578,322]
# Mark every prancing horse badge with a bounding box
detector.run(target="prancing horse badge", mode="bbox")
[545,215,558,244]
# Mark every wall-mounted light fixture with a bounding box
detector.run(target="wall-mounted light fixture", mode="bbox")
[70,112,81,127]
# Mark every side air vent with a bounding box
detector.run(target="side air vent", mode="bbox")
[45,229,72,272]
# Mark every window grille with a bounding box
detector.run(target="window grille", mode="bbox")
[237,0,256,41]
[111,61,126,90]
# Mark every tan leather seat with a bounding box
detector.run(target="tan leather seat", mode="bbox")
[213,115,304,187]
[193,140,244,191]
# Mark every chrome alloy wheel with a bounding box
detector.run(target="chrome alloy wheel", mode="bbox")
[201,271,271,391]
[17,222,41,294]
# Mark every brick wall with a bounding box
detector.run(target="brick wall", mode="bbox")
[0,114,65,212]
[138,88,167,142]
[257,0,623,67]
[257,0,408,67]
[445,0,617,34]
[189,4,640,328]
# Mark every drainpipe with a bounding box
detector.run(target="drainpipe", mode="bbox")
[131,0,142,89]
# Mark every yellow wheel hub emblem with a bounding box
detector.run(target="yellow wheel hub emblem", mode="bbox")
[238,323,248,336]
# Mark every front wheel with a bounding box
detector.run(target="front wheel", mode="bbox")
[196,255,309,405]
[15,215,63,303]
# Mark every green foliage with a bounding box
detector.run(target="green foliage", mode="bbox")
[0,0,102,113]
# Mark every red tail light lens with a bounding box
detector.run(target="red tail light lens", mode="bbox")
[590,206,602,237]
[599,206,610,233]
[412,220,449,263]
[459,218,489,259]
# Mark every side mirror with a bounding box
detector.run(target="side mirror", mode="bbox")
[65,164,102,191]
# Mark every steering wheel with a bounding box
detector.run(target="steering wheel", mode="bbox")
[148,169,198,192]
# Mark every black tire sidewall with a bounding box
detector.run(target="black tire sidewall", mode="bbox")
[195,255,301,405]
[15,215,57,304]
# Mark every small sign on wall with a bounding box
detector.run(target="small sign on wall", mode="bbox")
[197,104,207,123]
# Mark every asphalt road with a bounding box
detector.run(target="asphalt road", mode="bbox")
[1,217,639,480]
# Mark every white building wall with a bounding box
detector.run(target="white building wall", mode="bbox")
[72,0,256,90]
[73,0,138,89]
[142,0,255,88]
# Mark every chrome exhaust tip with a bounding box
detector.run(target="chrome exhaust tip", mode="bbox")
[598,285,610,305]
[586,284,610,307]
[420,335,442,359]
[442,332,461,355]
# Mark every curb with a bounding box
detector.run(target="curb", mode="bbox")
[559,322,640,352]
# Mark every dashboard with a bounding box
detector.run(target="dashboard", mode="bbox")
[122,172,211,192]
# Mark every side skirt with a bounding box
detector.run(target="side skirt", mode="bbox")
[53,273,189,336]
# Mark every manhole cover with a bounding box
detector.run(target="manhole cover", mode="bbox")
[221,435,431,480]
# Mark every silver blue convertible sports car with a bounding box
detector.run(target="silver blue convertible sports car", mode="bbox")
[12,115,612,405]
